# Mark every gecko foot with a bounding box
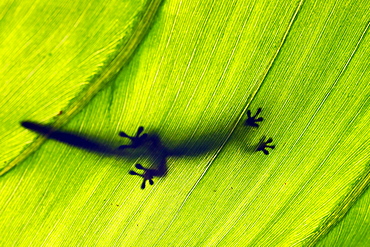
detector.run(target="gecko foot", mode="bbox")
[118,126,148,149]
[256,136,275,155]
[129,164,155,189]
[245,108,264,127]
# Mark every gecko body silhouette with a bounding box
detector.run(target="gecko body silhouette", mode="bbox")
[21,108,275,189]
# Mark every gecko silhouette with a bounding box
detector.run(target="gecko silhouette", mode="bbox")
[21,108,275,189]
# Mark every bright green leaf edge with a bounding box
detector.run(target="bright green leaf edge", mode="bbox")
[317,179,370,246]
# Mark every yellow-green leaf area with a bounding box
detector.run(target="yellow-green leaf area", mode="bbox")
[0,0,369,246]
[0,0,160,171]
[317,185,370,246]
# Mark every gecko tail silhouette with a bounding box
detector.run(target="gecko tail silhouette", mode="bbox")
[21,121,115,154]
[22,121,169,189]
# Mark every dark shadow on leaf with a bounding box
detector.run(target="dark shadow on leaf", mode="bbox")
[20,108,274,189]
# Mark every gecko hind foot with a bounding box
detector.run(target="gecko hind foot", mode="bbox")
[129,164,155,189]
[256,136,275,155]
[245,108,264,127]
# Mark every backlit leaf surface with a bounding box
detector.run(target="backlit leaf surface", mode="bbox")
[0,0,369,246]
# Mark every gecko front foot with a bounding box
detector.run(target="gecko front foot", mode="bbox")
[256,136,275,155]
[129,164,155,189]
[245,108,264,127]
[118,126,148,150]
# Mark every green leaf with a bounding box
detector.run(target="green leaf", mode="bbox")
[0,0,369,246]
[317,186,370,246]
